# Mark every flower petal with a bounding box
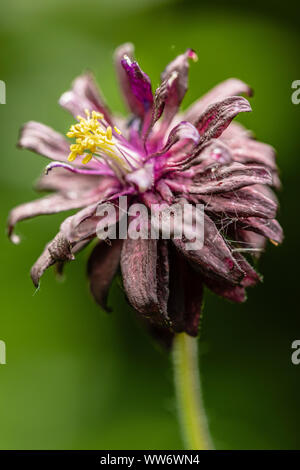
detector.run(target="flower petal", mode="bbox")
[185,78,252,123]
[225,137,277,170]
[168,162,272,195]
[153,121,200,172]
[59,72,112,123]
[195,96,252,142]
[168,244,203,336]
[152,49,196,130]
[238,217,283,244]
[235,229,267,258]
[120,238,170,328]
[115,43,153,119]
[36,167,103,194]
[7,192,102,243]
[172,213,244,284]
[199,185,277,219]
[18,121,71,162]
[87,239,123,311]
[31,232,75,288]
[204,278,246,303]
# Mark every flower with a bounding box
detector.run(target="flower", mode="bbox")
[8,43,283,338]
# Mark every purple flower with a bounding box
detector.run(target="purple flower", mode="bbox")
[8,43,283,338]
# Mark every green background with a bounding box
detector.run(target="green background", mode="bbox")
[0,0,299,449]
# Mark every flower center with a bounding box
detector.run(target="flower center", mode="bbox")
[66,109,125,168]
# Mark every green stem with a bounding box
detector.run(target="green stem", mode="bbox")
[172,332,213,450]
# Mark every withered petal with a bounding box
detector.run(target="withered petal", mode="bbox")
[238,217,284,244]
[185,78,252,123]
[168,244,203,336]
[87,239,123,311]
[18,121,71,163]
[199,185,277,219]
[7,192,102,243]
[195,96,252,142]
[120,238,170,328]
[187,162,272,194]
[173,213,244,284]
[59,72,112,123]
[115,43,153,119]
[31,232,74,288]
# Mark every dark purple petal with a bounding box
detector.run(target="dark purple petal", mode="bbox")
[115,43,153,119]
[31,232,75,288]
[195,96,252,142]
[18,121,71,163]
[120,238,170,328]
[199,185,277,219]
[238,217,283,244]
[152,49,197,129]
[204,277,246,303]
[168,244,203,336]
[87,239,123,311]
[232,251,261,287]
[172,213,244,284]
[153,121,200,172]
[60,185,130,245]
[167,139,233,175]
[168,162,272,195]
[59,72,112,123]
[185,78,252,123]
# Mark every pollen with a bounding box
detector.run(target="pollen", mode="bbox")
[66,109,119,165]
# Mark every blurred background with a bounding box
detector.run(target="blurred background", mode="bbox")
[0,0,299,450]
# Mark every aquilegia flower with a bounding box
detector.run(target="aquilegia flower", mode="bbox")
[8,43,283,338]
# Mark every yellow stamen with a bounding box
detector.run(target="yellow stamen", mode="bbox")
[270,239,279,246]
[106,126,112,140]
[114,126,122,135]
[66,109,125,167]
[82,154,93,165]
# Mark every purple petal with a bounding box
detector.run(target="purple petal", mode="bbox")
[87,239,123,311]
[18,121,71,163]
[120,238,170,328]
[195,96,252,142]
[168,244,203,336]
[168,139,233,175]
[59,72,112,123]
[152,49,197,130]
[235,229,267,258]
[226,137,277,170]
[31,232,75,288]
[7,191,103,243]
[172,213,244,284]
[36,167,104,194]
[185,78,252,123]
[153,121,200,172]
[238,217,283,244]
[45,161,115,177]
[169,162,272,195]
[199,185,277,219]
[232,251,261,287]
[204,277,246,303]
[115,43,153,119]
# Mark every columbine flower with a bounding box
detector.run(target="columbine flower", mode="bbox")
[8,43,283,338]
